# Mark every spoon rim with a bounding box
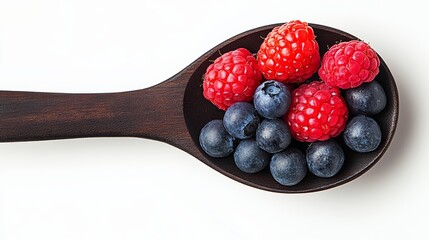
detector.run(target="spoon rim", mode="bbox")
[183,22,399,193]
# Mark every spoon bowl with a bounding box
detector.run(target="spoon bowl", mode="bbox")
[0,23,399,193]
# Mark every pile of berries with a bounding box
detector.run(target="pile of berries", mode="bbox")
[199,20,386,186]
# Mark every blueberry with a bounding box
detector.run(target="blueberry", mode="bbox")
[199,120,234,158]
[344,81,387,115]
[256,119,291,153]
[270,148,307,186]
[234,139,271,173]
[343,115,382,153]
[223,102,260,139]
[253,80,291,119]
[306,140,345,178]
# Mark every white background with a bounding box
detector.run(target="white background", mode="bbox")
[0,0,427,239]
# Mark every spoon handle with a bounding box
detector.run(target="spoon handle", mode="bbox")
[0,76,188,143]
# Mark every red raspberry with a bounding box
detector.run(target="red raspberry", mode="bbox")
[257,20,321,83]
[286,81,348,142]
[318,40,380,89]
[203,48,262,110]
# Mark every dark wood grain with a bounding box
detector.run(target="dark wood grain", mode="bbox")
[0,75,179,142]
[0,23,399,193]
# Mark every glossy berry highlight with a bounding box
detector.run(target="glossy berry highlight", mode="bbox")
[257,20,320,83]
[253,80,291,119]
[223,102,260,140]
[203,48,262,110]
[234,139,271,173]
[318,40,380,89]
[344,81,387,115]
[306,140,345,178]
[343,115,382,153]
[199,120,235,158]
[286,81,349,142]
[256,119,291,154]
[270,148,307,186]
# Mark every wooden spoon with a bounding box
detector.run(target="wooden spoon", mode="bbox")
[0,23,399,193]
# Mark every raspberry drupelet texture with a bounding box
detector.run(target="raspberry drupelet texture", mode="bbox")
[286,81,349,142]
[318,40,380,89]
[203,48,262,111]
[257,20,321,83]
